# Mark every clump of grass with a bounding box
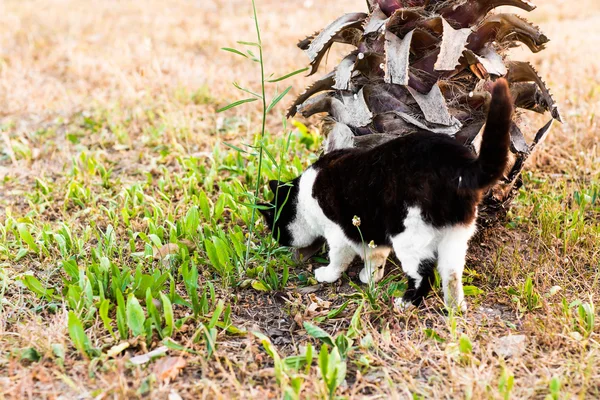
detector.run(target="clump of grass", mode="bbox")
[1,0,599,399]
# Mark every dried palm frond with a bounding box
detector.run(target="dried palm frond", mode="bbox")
[289,0,561,223]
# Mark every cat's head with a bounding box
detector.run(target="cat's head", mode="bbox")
[258,179,299,246]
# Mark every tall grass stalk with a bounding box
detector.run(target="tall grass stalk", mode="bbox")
[219,1,307,275]
[244,0,268,272]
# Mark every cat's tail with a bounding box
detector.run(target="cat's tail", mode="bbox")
[464,78,513,190]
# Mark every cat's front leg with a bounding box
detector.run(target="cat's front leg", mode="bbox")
[359,247,391,284]
[314,241,355,283]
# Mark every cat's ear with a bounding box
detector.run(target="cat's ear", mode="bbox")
[268,180,280,193]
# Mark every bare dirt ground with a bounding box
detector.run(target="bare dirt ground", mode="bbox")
[1,0,599,399]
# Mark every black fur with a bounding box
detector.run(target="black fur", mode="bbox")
[260,79,513,305]
[403,258,436,306]
[259,179,302,246]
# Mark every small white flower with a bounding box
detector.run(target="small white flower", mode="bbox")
[368,240,377,249]
[358,52,365,60]
[352,216,361,227]
[379,63,385,70]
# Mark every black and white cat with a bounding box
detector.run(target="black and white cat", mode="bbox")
[260,79,513,311]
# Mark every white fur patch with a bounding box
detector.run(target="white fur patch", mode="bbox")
[287,171,476,310]
[390,206,476,310]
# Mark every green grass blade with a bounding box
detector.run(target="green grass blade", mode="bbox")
[267,67,309,82]
[217,98,258,113]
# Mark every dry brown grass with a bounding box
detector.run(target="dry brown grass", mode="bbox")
[1,0,599,399]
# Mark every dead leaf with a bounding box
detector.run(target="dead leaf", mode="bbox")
[287,71,335,118]
[298,89,372,128]
[434,18,472,71]
[332,53,357,91]
[363,5,388,34]
[305,302,319,316]
[302,12,367,75]
[304,294,332,317]
[153,356,187,382]
[106,342,130,358]
[294,312,305,327]
[340,89,373,127]
[168,391,183,400]
[295,285,323,295]
[153,243,179,260]
[324,122,355,152]
[178,239,197,252]
[129,346,168,365]
[384,29,414,86]
[492,334,527,358]
[506,61,561,122]
[407,83,459,126]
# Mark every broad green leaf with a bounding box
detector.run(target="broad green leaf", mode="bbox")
[19,275,56,300]
[126,294,146,337]
[304,343,314,375]
[424,328,445,343]
[459,334,472,354]
[252,332,284,385]
[68,311,90,355]
[331,347,346,393]
[198,191,211,222]
[251,280,270,292]
[204,239,221,273]
[304,322,334,347]
[208,300,225,329]
[161,293,174,338]
[324,300,348,320]
[463,285,484,296]
[214,195,226,222]
[145,289,161,330]
[99,299,115,338]
[212,237,231,272]
[318,344,329,383]
[20,347,41,362]
[282,264,289,287]
[18,224,39,253]
[185,206,200,237]
[148,234,162,248]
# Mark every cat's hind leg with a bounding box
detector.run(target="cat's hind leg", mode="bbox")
[398,258,436,307]
[390,207,437,309]
[436,223,476,312]
[392,254,437,309]
[314,235,356,283]
[359,247,392,284]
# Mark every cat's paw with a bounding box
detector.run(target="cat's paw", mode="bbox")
[393,297,415,311]
[445,300,467,313]
[314,267,341,283]
[359,267,371,284]
[359,266,384,284]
